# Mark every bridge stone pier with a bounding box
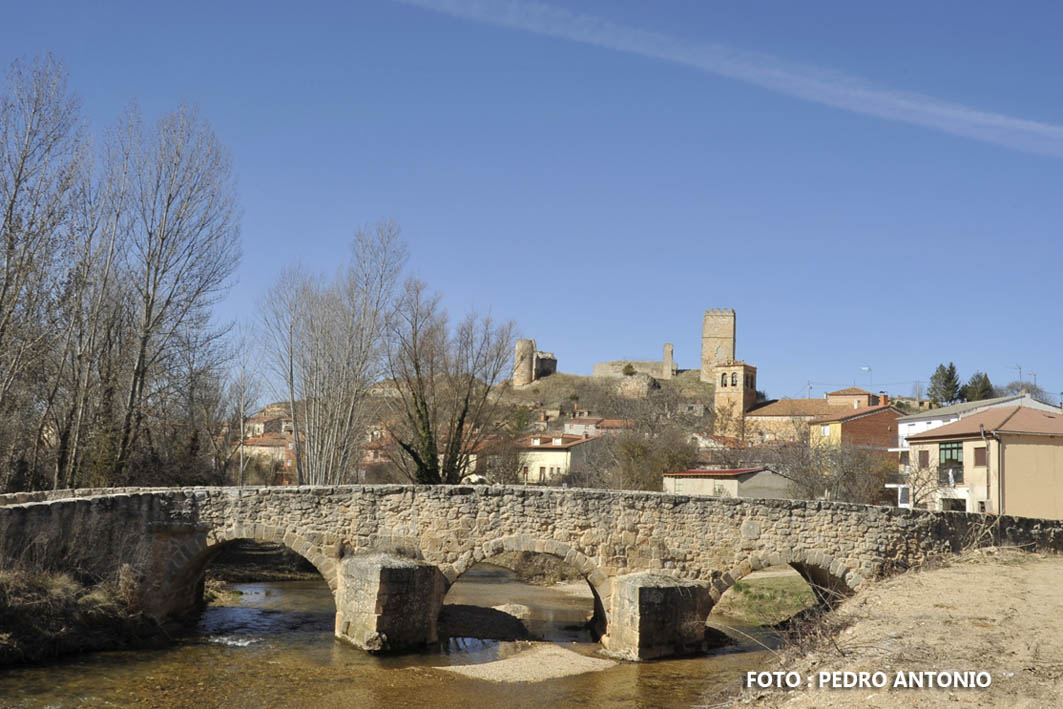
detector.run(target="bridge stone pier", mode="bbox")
[4,485,1063,660]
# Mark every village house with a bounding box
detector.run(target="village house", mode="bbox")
[809,400,902,453]
[892,394,1059,469]
[661,466,791,499]
[563,417,636,437]
[905,405,1063,518]
[516,433,601,484]
[743,387,889,443]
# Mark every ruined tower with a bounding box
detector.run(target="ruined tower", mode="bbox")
[513,339,557,388]
[661,343,674,380]
[700,309,736,383]
[513,339,535,387]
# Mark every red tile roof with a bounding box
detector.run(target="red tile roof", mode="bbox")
[810,403,900,424]
[829,387,872,396]
[745,399,835,418]
[243,433,287,447]
[663,466,770,478]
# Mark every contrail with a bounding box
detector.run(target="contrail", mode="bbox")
[394,0,1063,158]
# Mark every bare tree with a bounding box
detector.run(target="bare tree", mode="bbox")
[109,103,240,482]
[224,327,263,485]
[259,266,309,484]
[258,222,406,485]
[297,222,405,484]
[45,117,132,489]
[384,278,514,484]
[0,55,82,485]
[0,56,243,492]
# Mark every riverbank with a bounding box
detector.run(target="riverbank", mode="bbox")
[729,547,1063,708]
[206,540,321,583]
[0,569,164,664]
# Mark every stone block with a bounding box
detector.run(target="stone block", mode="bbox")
[601,572,711,661]
[333,553,445,653]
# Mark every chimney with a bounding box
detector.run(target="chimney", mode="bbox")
[880,393,889,406]
[853,400,859,409]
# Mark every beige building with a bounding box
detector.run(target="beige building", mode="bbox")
[906,406,1063,518]
[517,433,601,484]
[661,466,791,499]
[745,388,889,444]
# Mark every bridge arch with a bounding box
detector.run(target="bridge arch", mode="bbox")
[712,549,864,608]
[444,534,609,637]
[159,523,340,620]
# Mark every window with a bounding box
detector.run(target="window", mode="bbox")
[821,425,830,437]
[522,466,528,483]
[721,373,727,387]
[539,466,545,482]
[900,451,909,465]
[974,446,987,466]
[731,372,738,386]
[918,450,929,468]
[938,465,964,486]
[939,441,963,466]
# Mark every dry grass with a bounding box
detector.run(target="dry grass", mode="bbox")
[712,574,818,626]
[0,568,155,664]
[727,548,1063,708]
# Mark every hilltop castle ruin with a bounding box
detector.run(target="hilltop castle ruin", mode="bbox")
[511,308,752,397]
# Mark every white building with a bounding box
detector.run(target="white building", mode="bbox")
[517,433,601,484]
[889,394,1060,507]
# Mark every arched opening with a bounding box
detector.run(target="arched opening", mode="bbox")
[708,552,855,646]
[438,549,604,655]
[709,565,817,629]
[174,537,337,651]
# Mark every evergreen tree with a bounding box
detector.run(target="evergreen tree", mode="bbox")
[962,371,995,401]
[928,362,962,405]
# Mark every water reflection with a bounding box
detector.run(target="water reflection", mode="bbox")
[0,565,780,708]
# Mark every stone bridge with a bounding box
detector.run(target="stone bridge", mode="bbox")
[3,485,1063,660]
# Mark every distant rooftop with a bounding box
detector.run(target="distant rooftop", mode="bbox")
[908,406,1063,440]
[746,398,835,418]
[897,394,1054,422]
[828,387,872,396]
[663,466,770,478]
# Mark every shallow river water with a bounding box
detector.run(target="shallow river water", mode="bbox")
[0,565,778,708]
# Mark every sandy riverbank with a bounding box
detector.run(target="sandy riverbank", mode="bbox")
[729,547,1063,708]
[437,642,617,682]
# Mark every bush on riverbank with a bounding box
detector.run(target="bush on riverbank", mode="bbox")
[0,568,161,664]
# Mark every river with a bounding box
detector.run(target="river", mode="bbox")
[0,565,779,707]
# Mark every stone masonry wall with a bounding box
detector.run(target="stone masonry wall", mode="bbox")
[5,486,1063,618]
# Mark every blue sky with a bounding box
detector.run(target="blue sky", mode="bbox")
[7,1,1063,401]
